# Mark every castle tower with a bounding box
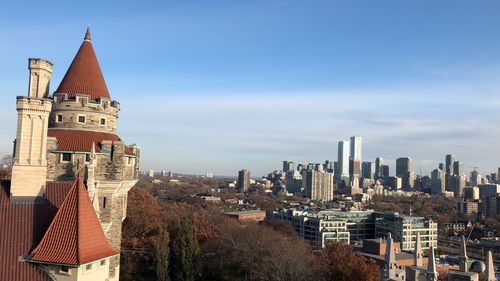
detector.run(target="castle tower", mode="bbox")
[44,28,140,280]
[10,58,53,198]
[49,27,119,134]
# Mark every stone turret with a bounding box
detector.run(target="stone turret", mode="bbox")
[10,58,53,198]
[49,28,119,134]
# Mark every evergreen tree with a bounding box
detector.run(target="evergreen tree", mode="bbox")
[169,214,200,281]
[155,227,170,281]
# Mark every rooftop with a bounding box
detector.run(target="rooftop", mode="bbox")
[55,28,111,101]
[30,176,119,265]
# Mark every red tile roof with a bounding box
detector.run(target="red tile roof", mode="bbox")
[30,176,119,265]
[0,181,73,281]
[48,128,136,155]
[55,28,111,101]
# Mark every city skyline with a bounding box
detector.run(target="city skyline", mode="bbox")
[2,1,500,176]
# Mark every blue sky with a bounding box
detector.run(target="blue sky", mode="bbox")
[1,1,500,176]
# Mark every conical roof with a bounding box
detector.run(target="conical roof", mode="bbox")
[55,28,111,101]
[30,176,118,265]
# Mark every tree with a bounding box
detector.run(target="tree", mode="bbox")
[169,214,200,281]
[1,155,13,167]
[155,228,170,281]
[121,188,165,281]
[122,188,164,248]
[0,155,12,180]
[313,243,379,281]
[198,220,313,281]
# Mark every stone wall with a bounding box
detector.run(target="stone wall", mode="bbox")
[46,143,139,182]
[49,94,119,133]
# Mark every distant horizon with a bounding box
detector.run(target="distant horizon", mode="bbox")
[2,1,500,177]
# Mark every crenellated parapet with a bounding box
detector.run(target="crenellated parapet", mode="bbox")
[49,93,120,133]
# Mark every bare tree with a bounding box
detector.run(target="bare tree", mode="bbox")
[0,155,12,179]
[1,155,13,168]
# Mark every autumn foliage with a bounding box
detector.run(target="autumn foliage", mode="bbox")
[121,181,381,281]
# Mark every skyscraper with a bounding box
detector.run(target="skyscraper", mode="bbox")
[445,154,455,175]
[337,140,350,181]
[350,136,362,161]
[453,161,464,177]
[349,136,362,179]
[396,157,414,189]
[283,161,294,172]
[431,169,445,195]
[375,157,383,179]
[237,169,250,192]
[362,161,375,180]
[380,165,390,178]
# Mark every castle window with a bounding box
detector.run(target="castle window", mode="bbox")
[59,266,70,275]
[103,197,107,209]
[61,153,71,162]
[85,154,91,163]
[100,118,106,125]
[78,115,86,123]
[85,263,93,271]
[56,114,63,123]
[100,260,106,266]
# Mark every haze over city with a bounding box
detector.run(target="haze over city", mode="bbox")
[1,1,500,176]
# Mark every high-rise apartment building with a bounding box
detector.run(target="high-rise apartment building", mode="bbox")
[337,140,350,181]
[237,169,250,192]
[302,169,334,201]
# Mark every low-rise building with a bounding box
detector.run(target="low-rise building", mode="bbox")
[267,208,439,252]
[267,208,350,249]
[223,210,266,222]
[373,212,438,251]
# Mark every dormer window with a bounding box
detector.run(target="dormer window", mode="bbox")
[78,115,86,123]
[100,118,106,126]
[56,114,63,123]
